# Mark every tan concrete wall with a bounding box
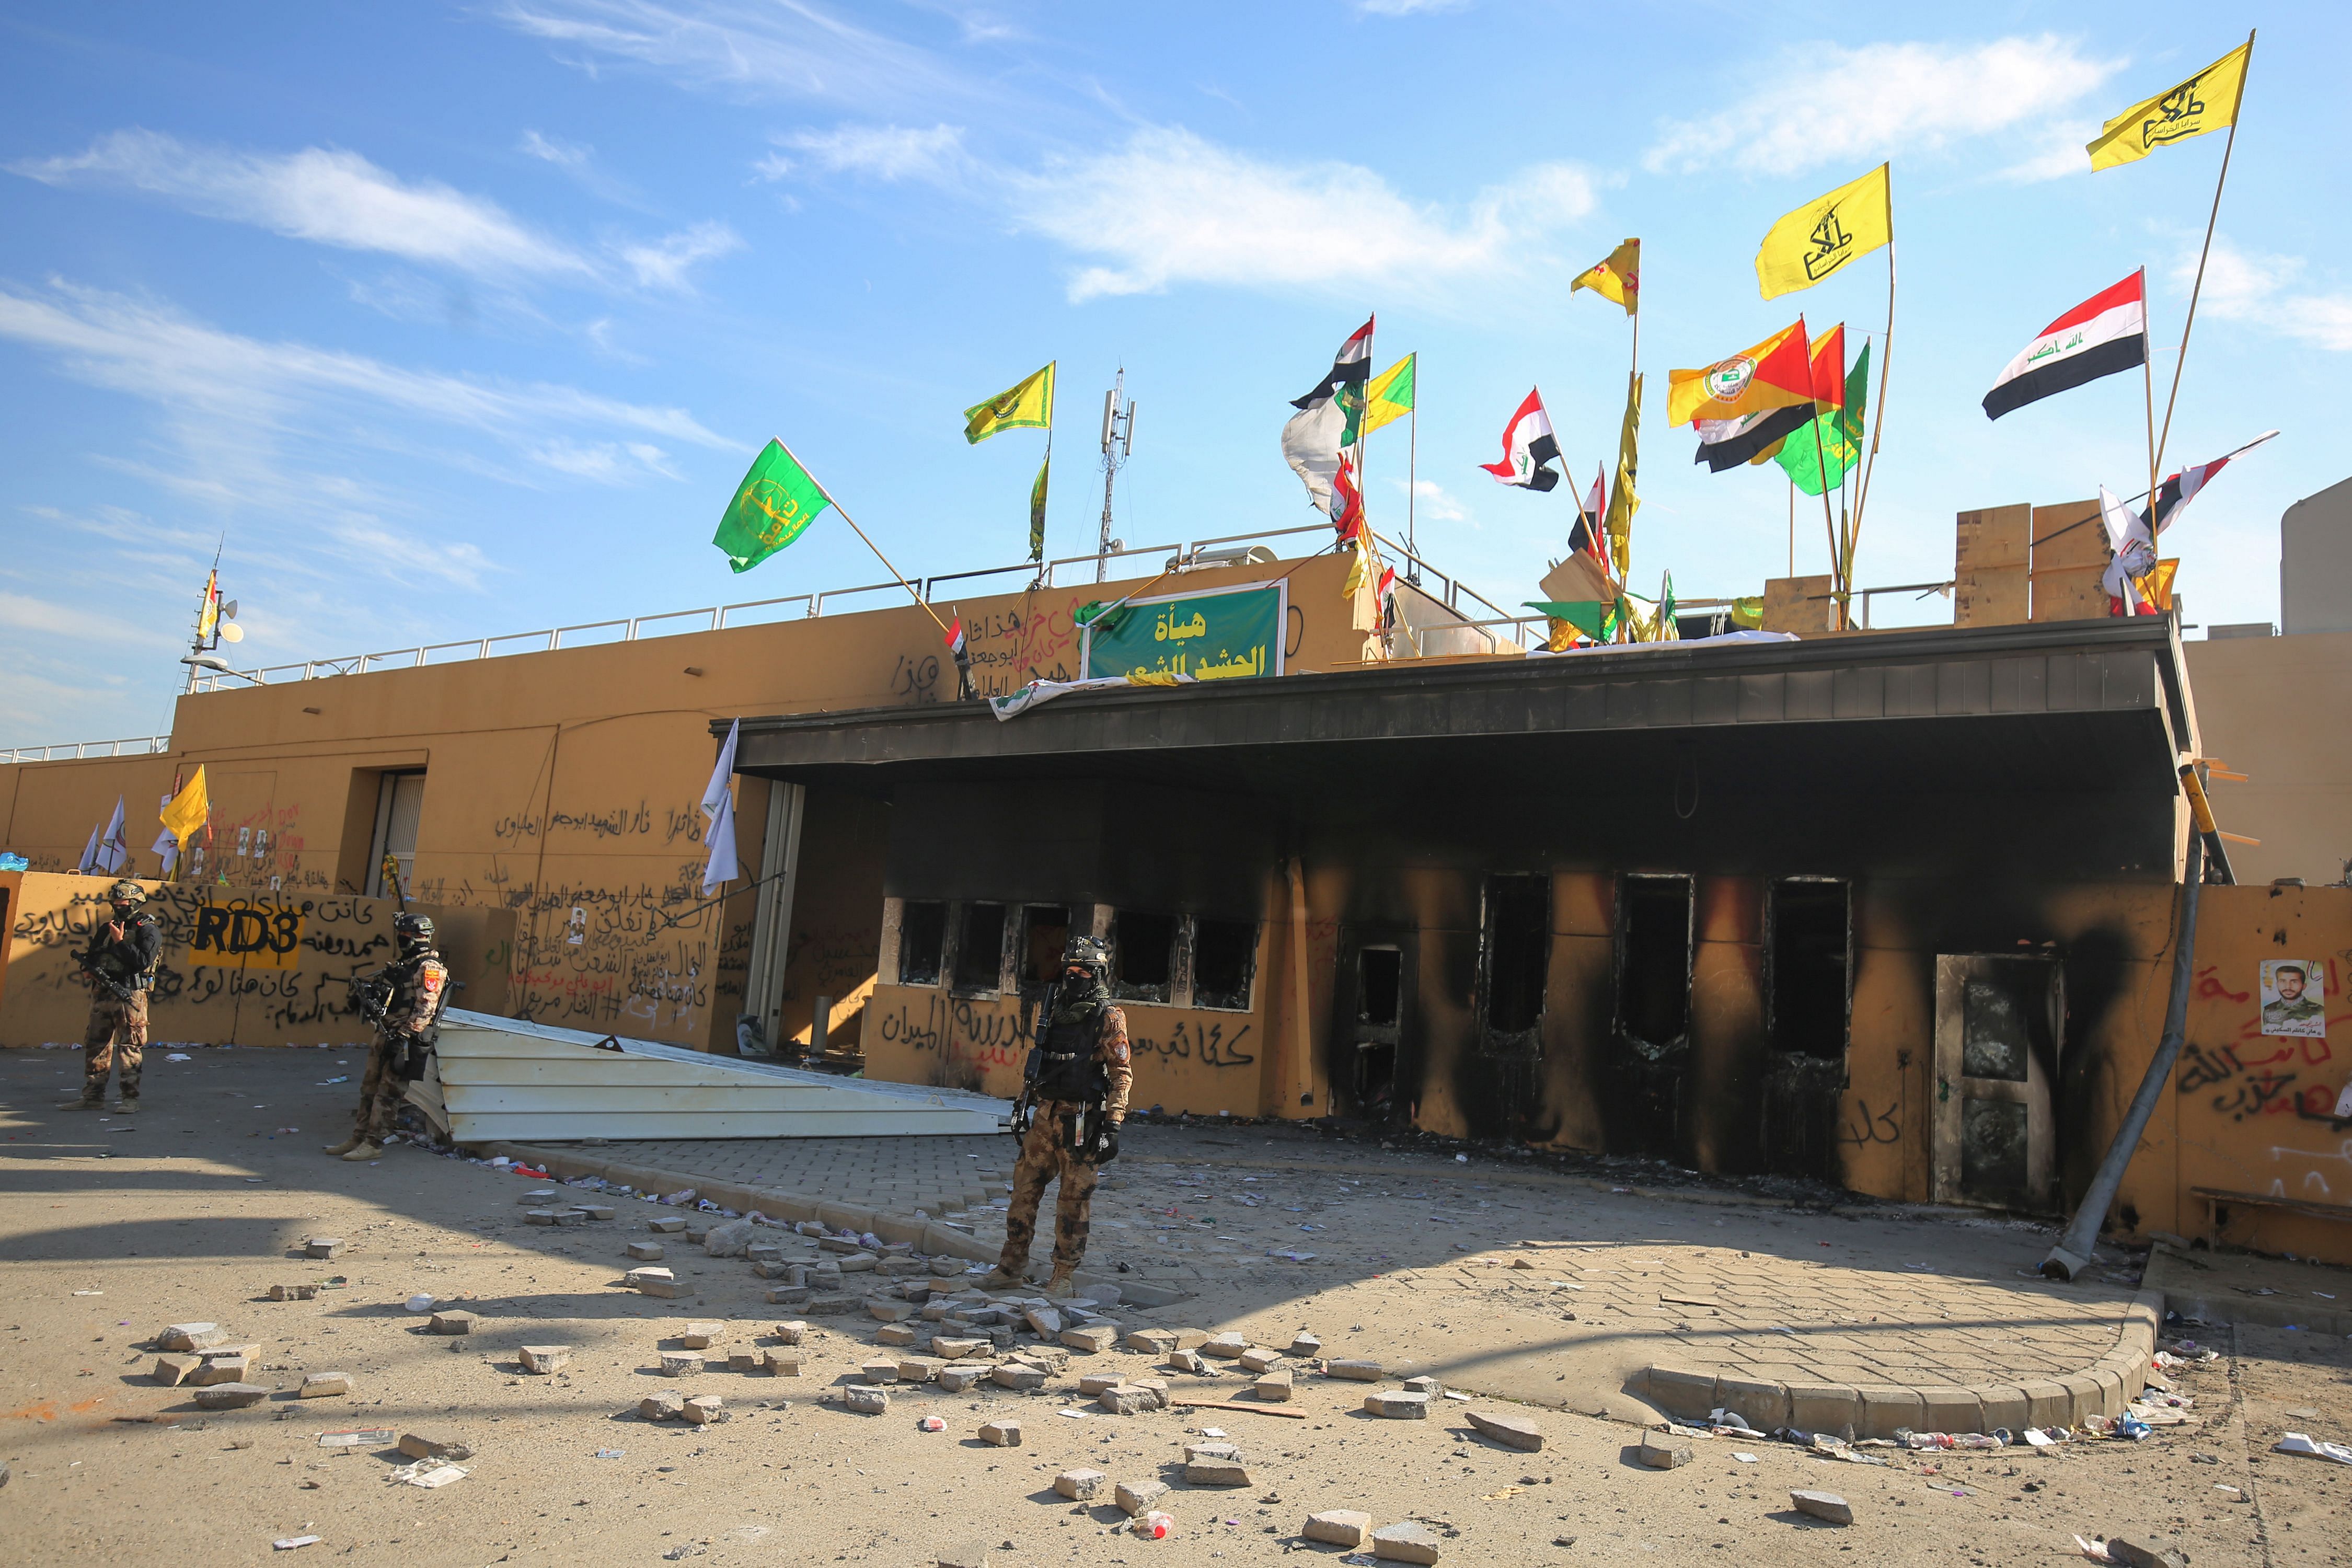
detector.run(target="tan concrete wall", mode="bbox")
[2183,630,2352,886]
[0,553,1378,1053]
[0,871,512,1049]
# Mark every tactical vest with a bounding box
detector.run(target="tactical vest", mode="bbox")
[1033,1006,1108,1104]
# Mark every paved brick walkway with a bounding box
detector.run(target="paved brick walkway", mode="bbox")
[506,1123,2157,1437]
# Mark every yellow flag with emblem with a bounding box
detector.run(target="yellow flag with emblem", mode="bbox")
[962,362,1055,444]
[1755,164,1890,300]
[159,765,209,846]
[1571,238,1640,315]
[2086,40,2252,171]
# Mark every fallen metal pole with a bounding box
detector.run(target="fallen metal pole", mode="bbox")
[2043,827,2204,1281]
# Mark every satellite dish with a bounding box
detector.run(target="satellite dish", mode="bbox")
[221,599,238,620]
[220,622,245,643]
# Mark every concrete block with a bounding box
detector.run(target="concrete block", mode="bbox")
[1325,1358,1382,1382]
[2106,1536,2189,1568]
[626,1242,665,1262]
[897,1357,946,1383]
[764,1286,811,1306]
[2087,1364,2126,1420]
[268,1284,318,1301]
[929,1256,966,1277]
[842,1385,889,1414]
[1913,1386,1984,1436]
[1466,1409,1543,1451]
[1975,1384,2030,1434]
[837,1254,878,1273]
[580,1204,616,1221]
[2056,1373,2105,1420]
[1167,1350,1207,1374]
[868,1299,916,1322]
[679,1321,724,1349]
[1079,1374,1125,1396]
[763,1351,802,1377]
[1023,1306,1063,1338]
[933,1335,988,1361]
[1638,1431,1692,1469]
[1115,1479,1168,1516]
[1098,1385,1162,1415]
[661,1352,705,1377]
[1125,1329,1179,1355]
[551,1208,587,1226]
[1170,1328,1210,1350]
[188,1355,252,1386]
[752,1261,800,1281]
[1371,1521,1443,1563]
[1238,1348,1283,1375]
[1401,1375,1441,1394]
[746,1242,782,1263]
[937,1364,990,1393]
[192,1383,271,1409]
[805,1292,862,1316]
[1183,1442,1250,1486]
[519,1187,558,1205]
[1712,1375,1792,1432]
[1200,1331,1249,1358]
[1789,1490,1852,1526]
[396,1433,471,1460]
[1855,1385,1924,1438]
[937,1548,991,1568]
[876,1323,920,1347]
[1785,1383,1861,1438]
[649,1216,687,1233]
[1288,1332,1322,1357]
[625,1266,675,1288]
[979,1419,1023,1447]
[1252,1370,1293,1401]
[1643,1365,1719,1421]
[1053,1469,1106,1501]
[859,1358,901,1385]
[520,1345,571,1375]
[157,1323,227,1352]
[772,1320,809,1344]
[1365,1391,1429,1419]
[429,1311,477,1336]
[991,1364,1047,1391]
[682,1395,729,1425]
[1303,1509,1371,1547]
[298,1372,352,1399]
[152,1353,201,1387]
[1062,1324,1119,1353]
[639,1392,684,1421]
[305,1238,343,1259]
[2019,1380,2072,1429]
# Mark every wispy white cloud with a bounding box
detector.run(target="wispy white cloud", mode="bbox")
[326,522,498,591]
[1398,477,1470,523]
[1356,0,1470,14]
[0,590,185,651]
[617,221,744,289]
[1995,118,2103,183]
[1645,37,2125,176]
[525,437,684,482]
[1009,127,1596,301]
[494,0,977,108]
[2185,237,2352,352]
[13,130,594,278]
[779,123,968,181]
[519,129,594,169]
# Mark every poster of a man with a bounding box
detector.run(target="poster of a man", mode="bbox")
[2260,960,2327,1039]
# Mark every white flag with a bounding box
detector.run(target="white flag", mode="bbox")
[97,796,129,874]
[2097,485,2157,612]
[701,718,740,822]
[699,718,740,894]
[152,792,178,876]
[77,821,103,875]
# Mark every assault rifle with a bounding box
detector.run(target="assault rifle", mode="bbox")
[1000,975,1057,1139]
[347,966,395,1030]
[78,957,139,1006]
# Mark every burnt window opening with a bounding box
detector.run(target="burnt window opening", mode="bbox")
[1480,874,1550,1055]
[1110,911,1178,1005]
[1617,875,1691,1048]
[897,900,947,986]
[952,901,1007,993]
[1019,904,1071,990]
[1962,976,2034,1082]
[1357,947,1402,1027]
[1192,918,1258,1011]
[1769,879,1850,1060]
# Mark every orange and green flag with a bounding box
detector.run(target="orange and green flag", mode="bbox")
[1667,320,1814,428]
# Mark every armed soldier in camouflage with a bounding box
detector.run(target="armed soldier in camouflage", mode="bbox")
[325,912,451,1161]
[983,934,1133,1297]
[61,879,162,1112]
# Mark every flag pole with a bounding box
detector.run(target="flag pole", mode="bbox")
[1787,478,1795,578]
[1405,390,1420,574]
[1848,170,1897,614]
[1802,322,1844,626]
[792,444,956,643]
[2153,28,2255,486]
[2140,266,2159,509]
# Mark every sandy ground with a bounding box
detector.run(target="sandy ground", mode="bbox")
[4,1046,2350,1568]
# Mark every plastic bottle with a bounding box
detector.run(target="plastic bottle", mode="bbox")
[1138,1512,1173,1539]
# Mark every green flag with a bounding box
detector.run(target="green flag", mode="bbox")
[1525,599,1617,642]
[713,439,832,574]
[1029,452,1050,562]
[1362,353,1415,437]
[1775,342,1870,498]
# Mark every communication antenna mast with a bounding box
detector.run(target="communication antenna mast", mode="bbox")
[179,536,244,692]
[1096,369,1136,583]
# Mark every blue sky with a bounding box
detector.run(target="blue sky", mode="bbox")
[2,2,2343,748]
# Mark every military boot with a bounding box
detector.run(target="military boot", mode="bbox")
[56,1096,102,1110]
[977,1267,1027,1292]
[1045,1265,1077,1299]
[322,1136,364,1156]
[340,1141,383,1161]
[112,1098,140,1113]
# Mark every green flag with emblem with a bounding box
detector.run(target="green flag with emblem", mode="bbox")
[713,439,833,574]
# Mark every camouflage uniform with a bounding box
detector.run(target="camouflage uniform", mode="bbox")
[352,951,451,1143]
[998,1005,1132,1275]
[78,905,161,1105]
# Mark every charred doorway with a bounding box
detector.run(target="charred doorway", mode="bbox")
[1763,878,1851,1181]
[1333,928,1415,1120]
[1611,874,1692,1158]
[1474,877,1549,1141]
[1932,955,2062,1211]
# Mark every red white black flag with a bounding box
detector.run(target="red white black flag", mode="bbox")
[1567,468,1607,558]
[1982,271,2147,421]
[1478,388,1562,491]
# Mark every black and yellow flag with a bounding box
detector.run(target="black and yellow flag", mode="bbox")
[1756,165,1891,300]
[2087,41,2252,171]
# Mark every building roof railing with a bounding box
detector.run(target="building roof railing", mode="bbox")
[0,734,174,765]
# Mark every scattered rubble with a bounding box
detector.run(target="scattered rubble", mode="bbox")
[1304,1509,1371,1547]
[1789,1490,1852,1525]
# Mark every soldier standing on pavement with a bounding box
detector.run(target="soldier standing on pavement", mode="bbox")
[325,912,451,1162]
[61,879,161,1112]
[983,934,1133,1298]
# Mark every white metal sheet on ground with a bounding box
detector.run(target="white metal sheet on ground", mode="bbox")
[433,1008,1006,1142]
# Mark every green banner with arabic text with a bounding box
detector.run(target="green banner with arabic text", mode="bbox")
[1082,584,1283,683]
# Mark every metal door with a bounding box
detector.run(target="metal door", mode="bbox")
[1932,955,2061,1209]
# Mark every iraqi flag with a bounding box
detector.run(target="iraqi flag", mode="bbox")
[1982,272,2146,421]
[1479,388,1562,491]
[1282,317,1374,513]
[2143,430,2278,534]
[1567,469,1607,559]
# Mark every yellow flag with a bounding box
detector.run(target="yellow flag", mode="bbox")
[1605,373,1641,579]
[1755,164,1891,299]
[1571,238,1640,315]
[159,765,209,846]
[962,362,1055,444]
[2087,41,2252,170]
[1361,354,1415,438]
